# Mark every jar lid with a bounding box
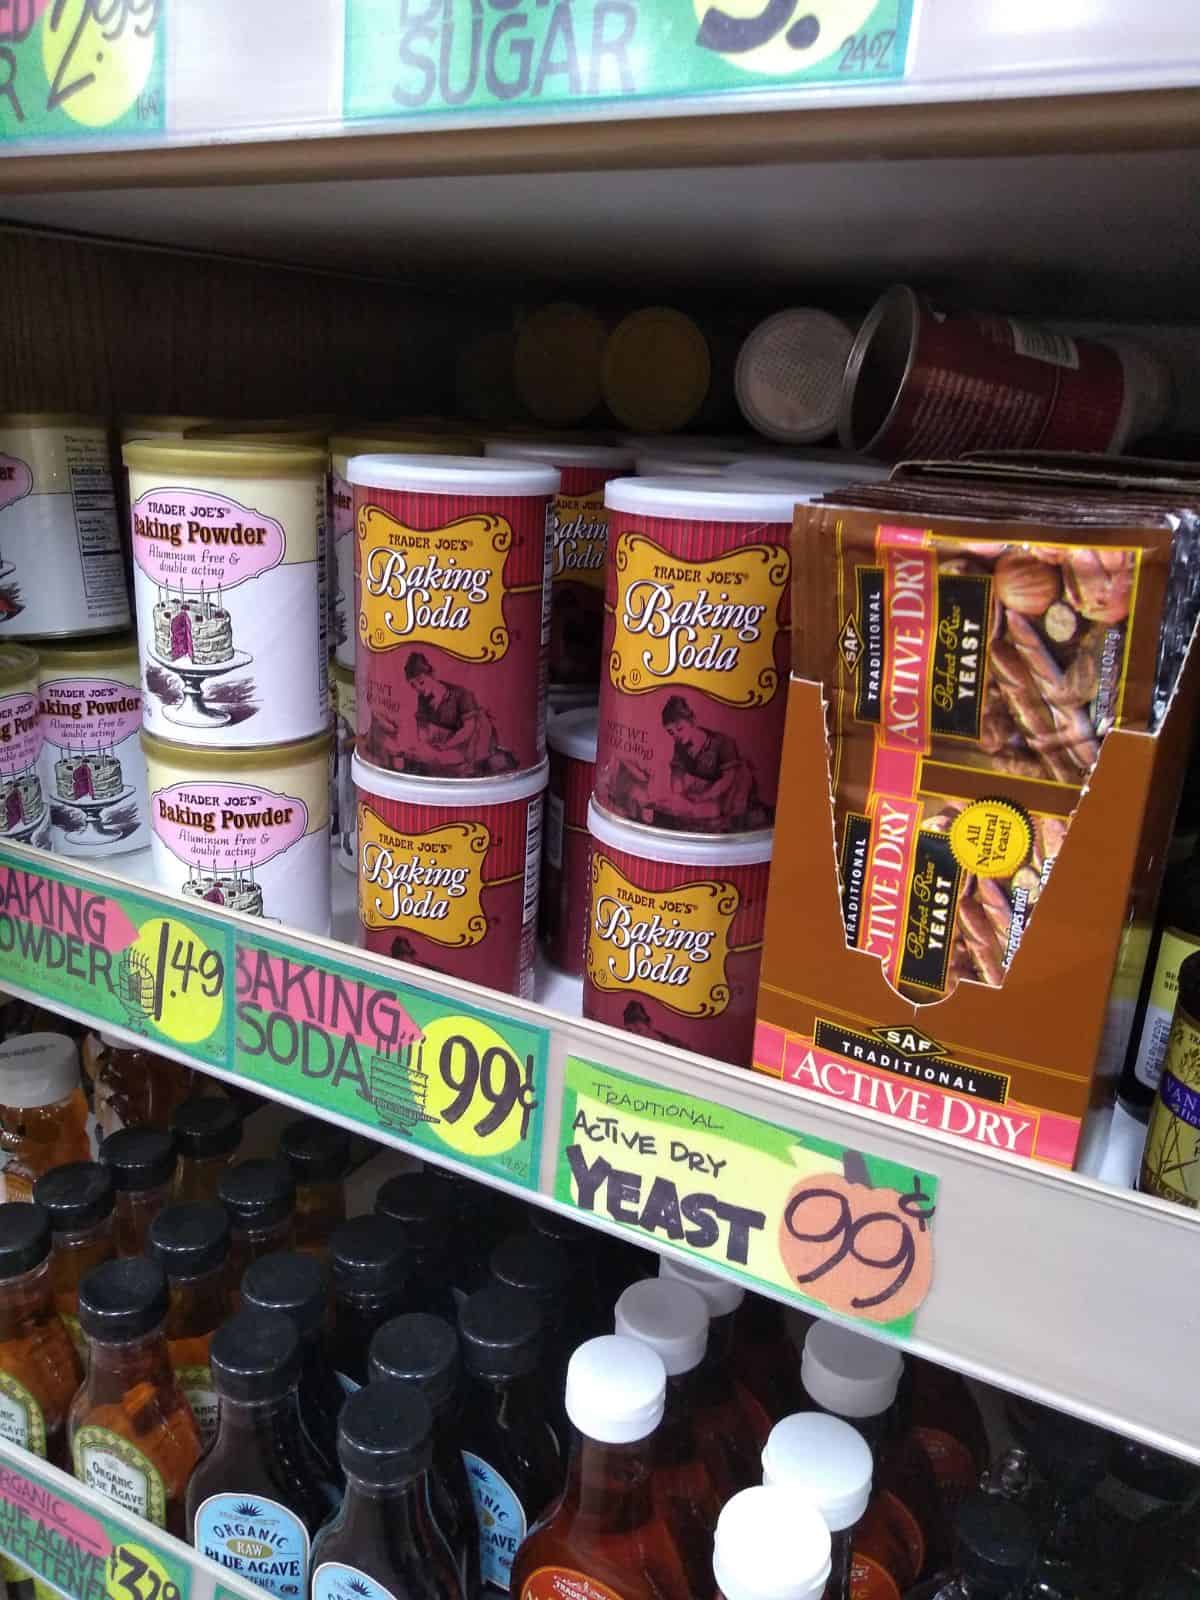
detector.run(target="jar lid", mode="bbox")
[35,634,140,673]
[658,1253,745,1316]
[485,438,635,472]
[211,1308,301,1401]
[123,438,327,476]
[170,1095,243,1158]
[338,1380,434,1485]
[330,1215,409,1294]
[801,1321,903,1419]
[346,452,559,497]
[615,1278,708,1377]
[547,706,598,764]
[217,1159,296,1230]
[33,1161,115,1231]
[489,1232,570,1309]
[141,726,333,773]
[513,303,608,426]
[0,1031,80,1107]
[0,413,106,430]
[0,1202,52,1278]
[761,1412,873,1530]
[146,1203,231,1279]
[119,416,213,441]
[353,752,548,811]
[602,309,711,433]
[373,1173,452,1251]
[712,1485,833,1600]
[459,1285,543,1380]
[368,1312,460,1409]
[78,1256,168,1341]
[527,1205,590,1249]
[241,1250,327,1336]
[100,1127,177,1192]
[279,1117,352,1185]
[565,1335,666,1444]
[954,1495,1038,1593]
[734,309,853,444]
[330,430,479,469]
[589,799,773,869]
[634,449,741,477]
[0,645,41,693]
[605,473,804,524]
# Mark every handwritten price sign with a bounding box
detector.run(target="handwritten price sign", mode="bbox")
[1,0,165,142]
[556,1057,937,1334]
[106,1543,182,1600]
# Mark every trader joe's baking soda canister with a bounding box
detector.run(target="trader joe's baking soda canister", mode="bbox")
[123,440,328,749]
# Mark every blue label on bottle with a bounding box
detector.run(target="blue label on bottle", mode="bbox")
[313,1562,398,1600]
[194,1493,310,1600]
[462,1449,527,1592]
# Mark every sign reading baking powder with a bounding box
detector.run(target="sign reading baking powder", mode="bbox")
[0,1,165,142]
[555,1056,937,1335]
[344,0,912,122]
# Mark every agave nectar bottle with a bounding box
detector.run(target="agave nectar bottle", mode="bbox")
[100,1126,177,1256]
[218,1160,297,1303]
[489,1231,575,1446]
[0,1202,82,1469]
[279,1116,351,1259]
[146,1202,231,1448]
[712,1485,832,1600]
[33,1160,116,1355]
[69,1256,201,1537]
[330,1216,410,1391]
[187,1309,335,1599]
[374,1172,458,1321]
[171,1095,243,1203]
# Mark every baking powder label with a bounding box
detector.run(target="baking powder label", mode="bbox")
[358,510,511,662]
[358,808,489,947]
[40,677,143,747]
[0,690,42,772]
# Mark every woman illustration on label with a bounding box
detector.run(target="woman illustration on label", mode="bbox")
[623,1001,685,1048]
[655,696,771,832]
[368,654,518,777]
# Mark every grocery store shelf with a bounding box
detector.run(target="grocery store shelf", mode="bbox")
[1,835,1196,1463]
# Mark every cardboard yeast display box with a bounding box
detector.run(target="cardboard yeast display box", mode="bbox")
[753,492,1200,1169]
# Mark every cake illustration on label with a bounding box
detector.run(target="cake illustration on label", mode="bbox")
[150,779,310,926]
[362,651,518,778]
[48,743,141,850]
[56,747,125,801]
[0,764,44,834]
[147,583,254,731]
[181,863,265,918]
[153,586,235,665]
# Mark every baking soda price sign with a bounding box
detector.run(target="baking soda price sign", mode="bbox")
[0,1,166,142]
[234,933,548,1190]
[557,1057,937,1334]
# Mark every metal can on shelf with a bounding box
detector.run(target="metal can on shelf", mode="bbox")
[584,801,772,1067]
[329,429,480,670]
[350,453,558,780]
[123,438,329,750]
[0,413,130,640]
[0,645,48,850]
[542,706,598,978]
[353,752,546,998]
[595,476,795,836]
[332,658,357,875]
[37,634,149,857]
[1140,949,1200,1210]
[141,728,333,936]
[734,308,853,444]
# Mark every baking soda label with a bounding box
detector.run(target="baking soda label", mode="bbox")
[552,491,608,589]
[72,1425,166,1525]
[359,809,489,947]
[194,1493,310,1600]
[132,488,287,590]
[358,510,512,662]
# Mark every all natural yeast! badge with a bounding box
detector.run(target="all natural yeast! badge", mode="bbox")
[948,800,1033,878]
[131,489,287,590]
[357,510,511,659]
[359,807,489,946]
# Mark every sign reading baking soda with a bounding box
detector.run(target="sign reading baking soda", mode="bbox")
[555,1057,937,1334]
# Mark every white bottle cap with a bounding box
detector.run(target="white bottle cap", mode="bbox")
[802,1321,903,1419]
[614,1278,708,1376]
[0,1033,80,1109]
[658,1253,744,1316]
[761,1412,873,1530]
[713,1485,832,1600]
[564,1335,666,1444]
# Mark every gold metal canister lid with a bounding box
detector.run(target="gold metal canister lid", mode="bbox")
[602,308,712,433]
[141,725,333,771]
[33,633,139,673]
[120,415,214,440]
[514,303,608,427]
[185,417,337,448]
[123,438,327,477]
[0,644,40,689]
[0,413,107,430]
[330,429,480,462]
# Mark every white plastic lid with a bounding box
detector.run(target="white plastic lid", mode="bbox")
[802,1321,903,1419]
[614,1277,709,1376]
[635,449,741,477]
[484,439,635,471]
[606,475,803,525]
[346,452,560,497]
[353,751,548,809]
[589,799,772,869]
[723,462,891,493]
[547,706,599,764]
[735,310,853,444]
[623,435,749,454]
[1105,335,1175,449]
[658,1252,745,1316]
[565,1335,666,1443]
[713,1486,832,1600]
[0,1033,80,1108]
[761,1412,873,1530]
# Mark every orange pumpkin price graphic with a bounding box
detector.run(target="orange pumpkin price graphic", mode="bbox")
[777,1151,935,1324]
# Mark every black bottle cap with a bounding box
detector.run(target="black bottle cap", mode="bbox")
[241,1251,327,1338]
[954,1494,1037,1594]
[528,1205,590,1248]
[1178,947,1200,1021]
[337,1380,433,1484]
[147,1203,230,1279]
[171,1095,243,1159]
[330,1216,409,1295]
[0,1203,52,1278]
[374,1173,451,1250]
[100,1127,177,1192]
[489,1231,570,1308]
[459,1285,542,1380]
[33,1161,115,1231]
[210,1308,301,1402]
[218,1159,296,1231]
[280,1117,351,1185]
[78,1257,168,1342]
[369,1313,459,1407]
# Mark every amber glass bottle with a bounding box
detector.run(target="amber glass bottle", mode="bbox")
[733,1291,807,1424]
[311,1380,462,1600]
[613,1277,721,1596]
[100,1127,177,1256]
[170,1096,243,1203]
[91,1033,195,1140]
[374,1172,458,1321]
[33,1161,116,1356]
[490,1232,574,1448]
[510,1335,691,1600]
[713,1485,832,1600]
[329,1216,410,1390]
[146,1202,231,1448]
[187,1309,336,1599]
[369,1312,481,1598]
[279,1117,351,1259]
[0,1034,90,1201]
[218,1160,297,1304]
[902,1357,990,1564]
[69,1256,202,1537]
[0,1202,82,1469]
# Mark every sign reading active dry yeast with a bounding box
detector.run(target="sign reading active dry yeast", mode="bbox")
[345,0,912,120]
[557,1057,937,1335]
[0,1,165,141]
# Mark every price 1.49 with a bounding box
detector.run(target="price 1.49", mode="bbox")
[127,915,226,1049]
[148,921,224,1020]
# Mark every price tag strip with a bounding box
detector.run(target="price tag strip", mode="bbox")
[556,1056,937,1335]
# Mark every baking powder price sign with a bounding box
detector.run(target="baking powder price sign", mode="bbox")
[556,1057,937,1334]
[234,932,548,1190]
[0,0,166,142]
